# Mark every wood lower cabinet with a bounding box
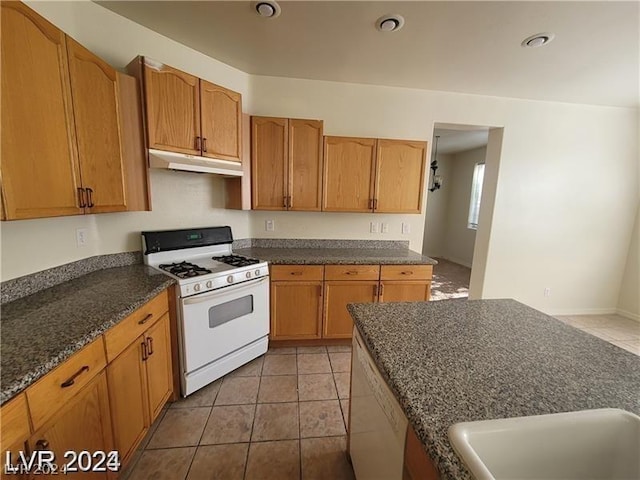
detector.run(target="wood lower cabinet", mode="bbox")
[403,425,439,480]
[106,296,172,465]
[380,281,431,302]
[28,371,114,479]
[1,2,82,220]
[323,281,378,338]
[270,281,323,340]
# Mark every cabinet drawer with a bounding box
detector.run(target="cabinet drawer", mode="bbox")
[271,265,324,281]
[26,338,106,430]
[103,290,169,362]
[0,393,30,450]
[325,265,380,281]
[380,265,433,281]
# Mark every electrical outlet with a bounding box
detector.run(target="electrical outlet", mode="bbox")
[402,223,411,235]
[544,287,551,297]
[76,228,87,247]
[381,223,389,233]
[265,220,275,232]
[370,222,379,233]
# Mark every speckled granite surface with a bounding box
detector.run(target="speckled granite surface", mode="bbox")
[235,247,435,265]
[348,299,640,480]
[1,252,142,304]
[245,238,410,249]
[0,265,174,405]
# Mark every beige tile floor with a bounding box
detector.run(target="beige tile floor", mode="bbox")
[555,314,640,355]
[122,345,355,480]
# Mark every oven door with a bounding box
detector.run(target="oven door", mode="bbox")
[180,276,269,374]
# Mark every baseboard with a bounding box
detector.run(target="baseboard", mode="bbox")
[616,308,640,322]
[439,255,473,269]
[547,307,617,317]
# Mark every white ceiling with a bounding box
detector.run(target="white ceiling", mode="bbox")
[434,128,489,155]
[98,1,640,108]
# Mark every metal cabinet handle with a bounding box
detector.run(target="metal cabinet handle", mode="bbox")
[141,341,148,361]
[373,198,378,210]
[35,439,49,450]
[373,284,378,297]
[86,188,94,208]
[368,199,373,210]
[146,337,154,356]
[60,365,89,388]
[379,283,384,296]
[202,137,207,152]
[138,313,153,325]
[283,196,288,208]
[287,196,292,208]
[195,136,201,151]
[77,188,86,208]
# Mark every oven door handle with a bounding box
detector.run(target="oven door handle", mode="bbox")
[182,277,268,305]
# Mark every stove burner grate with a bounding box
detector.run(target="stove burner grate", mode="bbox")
[159,261,212,279]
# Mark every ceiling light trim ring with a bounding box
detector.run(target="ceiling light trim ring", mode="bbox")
[521,32,555,48]
[252,1,281,19]
[376,14,405,32]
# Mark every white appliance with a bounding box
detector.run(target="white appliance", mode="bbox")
[350,329,408,480]
[142,226,269,396]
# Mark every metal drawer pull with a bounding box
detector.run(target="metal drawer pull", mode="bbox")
[86,188,94,207]
[141,341,148,361]
[290,271,303,276]
[195,136,201,150]
[345,271,358,275]
[60,365,89,388]
[35,439,49,450]
[379,283,384,296]
[202,137,208,152]
[283,196,288,208]
[147,337,154,356]
[401,271,413,275]
[77,188,86,208]
[138,313,153,325]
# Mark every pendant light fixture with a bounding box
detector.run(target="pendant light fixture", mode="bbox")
[429,136,442,192]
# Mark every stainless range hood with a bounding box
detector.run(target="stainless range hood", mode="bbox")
[148,149,243,177]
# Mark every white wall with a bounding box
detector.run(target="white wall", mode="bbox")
[617,203,639,320]
[422,153,453,257]
[1,1,638,319]
[251,75,638,315]
[442,147,486,267]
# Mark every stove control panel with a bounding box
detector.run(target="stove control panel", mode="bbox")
[176,263,269,297]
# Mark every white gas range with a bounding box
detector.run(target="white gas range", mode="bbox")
[142,226,269,397]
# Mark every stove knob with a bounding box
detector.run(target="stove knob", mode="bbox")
[246,271,252,279]
[194,283,201,292]
[255,269,260,276]
[227,275,234,284]
[206,280,213,289]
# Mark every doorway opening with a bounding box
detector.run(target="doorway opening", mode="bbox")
[422,123,503,301]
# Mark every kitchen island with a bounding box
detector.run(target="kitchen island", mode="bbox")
[348,299,640,480]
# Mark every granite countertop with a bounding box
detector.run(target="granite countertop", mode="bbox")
[348,299,640,480]
[234,247,436,265]
[0,265,175,405]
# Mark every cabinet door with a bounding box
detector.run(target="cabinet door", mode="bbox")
[324,281,378,339]
[270,281,322,339]
[66,37,126,214]
[144,314,173,423]
[29,371,113,479]
[288,119,323,211]
[107,338,148,464]
[143,60,200,155]
[374,139,426,213]
[200,80,242,162]
[251,117,288,210]
[1,2,83,220]
[323,136,376,212]
[380,281,431,302]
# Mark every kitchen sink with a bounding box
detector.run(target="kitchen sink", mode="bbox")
[448,408,640,480]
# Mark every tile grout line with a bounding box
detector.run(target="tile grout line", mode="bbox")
[243,358,264,480]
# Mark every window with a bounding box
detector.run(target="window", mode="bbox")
[467,163,485,230]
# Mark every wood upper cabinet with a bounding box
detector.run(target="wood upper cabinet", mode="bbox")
[375,139,427,213]
[322,136,427,213]
[28,371,114,480]
[323,136,376,212]
[323,281,378,339]
[251,117,323,211]
[143,60,201,155]
[289,119,323,211]
[66,37,126,214]
[200,80,242,161]
[251,117,288,210]
[0,2,83,220]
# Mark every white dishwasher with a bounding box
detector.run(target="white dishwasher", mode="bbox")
[350,329,408,480]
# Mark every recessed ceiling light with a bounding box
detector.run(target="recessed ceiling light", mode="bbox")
[376,14,405,32]
[521,33,555,48]
[252,1,281,18]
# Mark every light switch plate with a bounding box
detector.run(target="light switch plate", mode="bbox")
[265,220,275,232]
[381,223,389,233]
[370,222,379,233]
[402,223,411,235]
[76,228,87,247]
